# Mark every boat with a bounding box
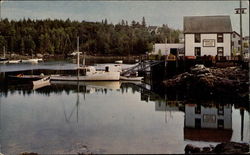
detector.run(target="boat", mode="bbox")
[51,37,120,81]
[120,76,144,81]
[7,74,47,84]
[0,58,8,64]
[51,65,120,81]
[8,60,21,64]
[32,76,51,90]
[0,47,8,64]
[115,60,123,64]
[21,58,39,63]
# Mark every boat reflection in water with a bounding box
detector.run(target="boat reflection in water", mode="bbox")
[51,81,121,91]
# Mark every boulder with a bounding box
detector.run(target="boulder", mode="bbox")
[184,142,249,154]
[213,142,249,154]
[185,144,201,154]
[163,65,248,100]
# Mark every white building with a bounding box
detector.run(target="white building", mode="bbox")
[231,31,241,56]
[151,43,184,56]
[243,36,249,59]
[148,26,160,35]
[184,16,232,57]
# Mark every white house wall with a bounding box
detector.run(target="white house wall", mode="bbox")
[232,33,241,55]
[152,43,184,55]
[185,33,231,56]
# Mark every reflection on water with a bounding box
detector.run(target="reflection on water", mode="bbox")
[184,104,233,142]
[0,77,249,154]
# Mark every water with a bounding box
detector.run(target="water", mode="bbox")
[0,62,249,154]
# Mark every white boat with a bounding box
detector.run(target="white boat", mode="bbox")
[0,60,8,64]
[51,66,120,81]
[32,76,51,90]
[0,58,8,64]
[120,76,144,81]
[8,60,21,64]
[51,37,120,81]
[21,58,39,63]
[115,60,123,64]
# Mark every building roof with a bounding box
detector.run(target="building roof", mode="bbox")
[184,16,232,33]
[233,31,241,37]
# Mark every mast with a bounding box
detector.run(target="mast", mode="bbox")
[83,52,86,67]
[3,46,5,58]
[235,0,247,60]
[77,36,80,81]
[77,36,80,68]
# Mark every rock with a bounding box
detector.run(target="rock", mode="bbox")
[163,65,248,100]
[213,142,249,154]
[201,147,211,153]
[185,142,249,154]
[184,144,201,154]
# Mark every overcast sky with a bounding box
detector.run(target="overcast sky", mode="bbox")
[1,0,249,36]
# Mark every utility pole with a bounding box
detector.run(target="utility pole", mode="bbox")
[0,0,2,21]
[235,0,247,60]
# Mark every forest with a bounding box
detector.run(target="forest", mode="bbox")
[0,17,182,56]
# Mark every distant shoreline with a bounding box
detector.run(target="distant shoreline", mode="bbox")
[1,53,145,61]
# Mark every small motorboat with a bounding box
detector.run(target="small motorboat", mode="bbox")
[115,60,123,64]
[8,60,21,64]
[21,59,39,63]
[0,58,8,64]
[120,76,144,81]
[8,74,43,81]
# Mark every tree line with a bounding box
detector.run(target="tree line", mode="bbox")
[0,17,182,56]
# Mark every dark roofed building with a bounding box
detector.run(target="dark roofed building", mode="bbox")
[184,16,232,57]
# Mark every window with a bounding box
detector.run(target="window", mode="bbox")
[195,105,201,114]
[217,33,223,43]
[195,34,201,43]
[238,40,241,45]
[195,47,201,56]
[217,105,224,115]
[218,119,224,129]
[233,34,236,38]
[217,47,224,56]
[231,41,234,46]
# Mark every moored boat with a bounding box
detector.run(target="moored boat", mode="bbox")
[7,74,47,85]
[21,58,39,63]
[32,76,51,90]
[8,60,21,64]
[115,60,123,64]
[120,76,144,81]
[0,58,8,64]
[51,66,120,81]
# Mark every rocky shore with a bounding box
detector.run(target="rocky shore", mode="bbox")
[163,64,249,101]
[185,142,249,154]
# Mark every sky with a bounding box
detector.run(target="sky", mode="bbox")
[0,0,249,36]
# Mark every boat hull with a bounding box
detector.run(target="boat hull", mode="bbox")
[51,72,120,81]
[120,76,143,81]
[32,77,51,90]
[21,59,39,63]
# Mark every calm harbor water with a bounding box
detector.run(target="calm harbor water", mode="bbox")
[0,62,249,154]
